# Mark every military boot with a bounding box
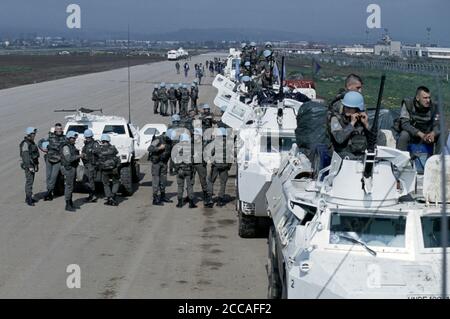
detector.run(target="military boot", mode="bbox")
[44,190,53,201]
[176,198,184,208]
[204,192,214,208]
[86,192,97,203]
[160,192,173,203]
[69,199,79,209]
[153,194,163,206]
[110,195,119,206]
[217,197,226,207]
[65,200,75,212]
[189,199,197,209]
[25,196,35,207]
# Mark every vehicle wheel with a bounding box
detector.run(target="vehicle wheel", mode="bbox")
[267,225,282,299]
[238,209,257,238]
[53,172,65,196]
[132,162,140,183]
[120,165,133,196]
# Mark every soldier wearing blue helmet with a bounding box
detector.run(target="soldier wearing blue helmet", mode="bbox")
[152,84,160,114]
[20,127,39,206]
[81,129,100,202]
[168,83,178,115]
[158,82,169,116]
[328,91,373,159]
[44,123,65,201]
[191,127,214,207]
[173,133,197,208]
[148,131,173,205]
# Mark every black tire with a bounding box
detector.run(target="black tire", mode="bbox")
[238,208,257,238]
[120,164,133,196]
[267,225,282,299]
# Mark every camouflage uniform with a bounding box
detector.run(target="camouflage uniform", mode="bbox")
[97,143,121,205]
[60,140,81,209]
[168,87,178,115]
[19,137,39,205]
[45,132,65,198]
[82,138,100,200]
[158,87,169,116]
[148,134,172,204]
[152,88,160,114]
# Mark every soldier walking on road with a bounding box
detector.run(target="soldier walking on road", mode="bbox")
[20,127,39,206]
[60,131,81,212]
[97,134,121,206]
[148,132,173,205]
[174,133,197,208]
[152,85,160,114]
[44,123,65,201]
[81,129,99,203]
[175,62,180,74]
[184,62,190,78]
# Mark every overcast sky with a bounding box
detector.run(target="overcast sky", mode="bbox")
[0,0,449,45]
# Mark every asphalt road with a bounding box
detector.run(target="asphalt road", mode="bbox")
[0,54,268,298]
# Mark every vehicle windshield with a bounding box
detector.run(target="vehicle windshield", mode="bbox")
[329,212,406,248]
[67,125,88,134]
[103,125,126,135]
[421,216,450,248]
[260,134,296,153]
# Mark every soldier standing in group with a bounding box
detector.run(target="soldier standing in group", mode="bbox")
[191,128,213,207]
[168,84,178,115]
[190,83,199,113]
[81,129,99,203]
[173,133,196,208]
[97,134,121,206]
[152,84,160,114]
[44,123,65,201]
[158,82,169,116]
[60,131,81,212]
[208,127,233,207]
[180,84,190,115]
[20,127,40,206]
[148,132,172,205]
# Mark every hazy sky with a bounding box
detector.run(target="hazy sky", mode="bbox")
[0,0,449,44]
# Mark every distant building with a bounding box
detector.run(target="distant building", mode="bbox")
[374,41,402,57]
[402,44,450,60]
[341,45,374,55]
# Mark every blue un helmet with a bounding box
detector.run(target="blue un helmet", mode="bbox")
[41,141,49,150]
[265,41,273,49]
[241,75,251,83]
[250,42,256,47]
[170,83,174,88]
[160,82,166,88]
[216,127,227,137]
[244,61,251,67]
[171,114,181,123]
[263,50,273,58]
[100,134,111,142]
[183,84,187,89]
[342,91,365,111]
[202,104,210,110]
[66,131,78,139]
[84,129,94,138]
[193,127,203,136]
[178,82,183,88]
[154,84,159,89]
[25,127,37,135]
[179,133,191,143]
[241,42,247,49]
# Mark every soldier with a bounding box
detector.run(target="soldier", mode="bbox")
[152,84,160,114]
[330,74,363,114]
[180,84,190,115]
[173,133,197,208]
[44,123,65,201]
[241,75,259,99]
[97,134,121,206]
[60,131,81,212]
[191,128,214,207]
[158,82,169,116]
[208,127,233,207]
[175,62,180,74]
[81,129,99,203]
[184,62,190,77]
[168,114,182,175]
[328,91,374,159]
[200,104,215,131]
[148,132,172,205]
[176,83,183,112]
[397,86,441,153]
[249,42,258,67]
[240,61,254,78]
[168,84,178,115]
[20,127,40,206]
[190,83,199,113]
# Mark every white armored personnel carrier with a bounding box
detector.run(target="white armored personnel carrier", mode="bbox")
[212,74,317,237]
[59,108,166,195]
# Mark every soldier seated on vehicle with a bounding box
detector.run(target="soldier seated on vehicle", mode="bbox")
[328,91,374,160]
[396,86,441,154]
